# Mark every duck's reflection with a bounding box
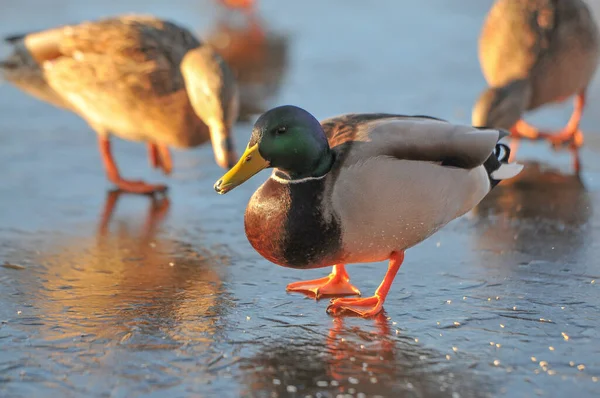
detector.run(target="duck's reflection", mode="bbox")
[241,313,488,397]
[207,6,289,121]
[97,189,170,242]
[472,161,593,261]
[32,191,229,345]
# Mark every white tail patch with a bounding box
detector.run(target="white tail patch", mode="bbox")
[491,163,523,180]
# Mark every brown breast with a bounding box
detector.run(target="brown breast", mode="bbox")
[243,173,343,269]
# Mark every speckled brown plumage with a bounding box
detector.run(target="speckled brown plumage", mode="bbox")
[1,15,239,193]
[472,0,599,171]
[479,0,599,110]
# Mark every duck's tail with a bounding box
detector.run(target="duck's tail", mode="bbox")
[0,60,8,83]
[0,57,19,83]
[1,33,24,83]
[484,130,523,188]
[4,33,27,44]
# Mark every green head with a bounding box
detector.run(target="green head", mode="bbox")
[214,105,333,194]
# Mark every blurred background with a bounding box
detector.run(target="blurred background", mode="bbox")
[1,1,600,397]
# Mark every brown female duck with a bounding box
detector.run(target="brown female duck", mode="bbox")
[0,15,239,194]
[472,0,599,171]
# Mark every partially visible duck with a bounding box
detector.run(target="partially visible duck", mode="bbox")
[472,0,599,172]
[0,15,239,194]
[207,9,289,121]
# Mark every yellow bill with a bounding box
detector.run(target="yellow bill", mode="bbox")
[214,144,269,194]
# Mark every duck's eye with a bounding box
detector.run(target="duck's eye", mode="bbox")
[274,126,287,135]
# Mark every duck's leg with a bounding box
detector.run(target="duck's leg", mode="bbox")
[218,0,255,12]
[508,138,520,163]
[542,91,586,150]
[571,147,582,175]
[286,264,361,299]
[99,136,167,195]
[157,144,173,175]
[510,120,541,140]
[148,143,160,169]
[327,251,404,317]
[509,92,586,151]
[147,143,173,175]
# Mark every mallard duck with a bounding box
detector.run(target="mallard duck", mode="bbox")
[472,0,599,171]
[214,105,523,317]
[0,15,239,194]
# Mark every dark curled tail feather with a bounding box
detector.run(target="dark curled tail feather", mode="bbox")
[484,142,521,188]
[494,143,511,163]
[4,29,48,44]
[4,33,26,44]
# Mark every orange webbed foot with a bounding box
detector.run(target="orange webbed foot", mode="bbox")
[543,128,584,150]
[100,137,168,195]
[540,91,586,151]
[326,251,405,318]
[286,264,361,299]
[326,296,384,318]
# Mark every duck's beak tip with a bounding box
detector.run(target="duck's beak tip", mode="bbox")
[214,179,228,194]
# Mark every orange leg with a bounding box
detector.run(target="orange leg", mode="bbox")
[509,91,586,148]
[510,120,541,140]
[147,143,173,175]
[544,92,585,174]
[509,92,585,173]
[508,138,520,163]
[542,91,586,150]
[157,144,173,175]
[286,264,361,299]
[327,251,404,317]
[99,136,167,195]
[148,143,160,170]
